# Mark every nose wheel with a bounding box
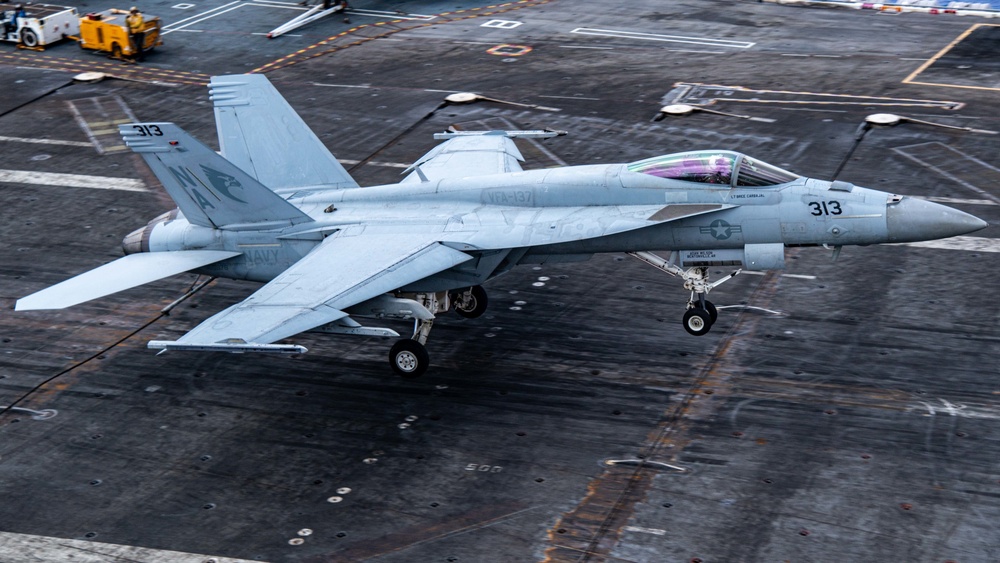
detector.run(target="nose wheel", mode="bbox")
[682,300,717,336]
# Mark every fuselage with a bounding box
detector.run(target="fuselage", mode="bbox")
[124,156,986,292]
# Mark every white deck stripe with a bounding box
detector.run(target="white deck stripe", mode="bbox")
[162,0,241,29]
[899,236,1000,253]
[0,531,260,563]
[0,169,147,192]
[570,28,754,49]
[338,158,409,169]
[917,196,997,206]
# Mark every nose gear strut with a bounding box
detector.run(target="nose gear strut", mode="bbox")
[628,251,741,336]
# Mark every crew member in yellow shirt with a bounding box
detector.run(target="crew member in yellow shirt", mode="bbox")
[126,7,145,61]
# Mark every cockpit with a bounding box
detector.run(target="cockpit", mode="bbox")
[627,150,800,188]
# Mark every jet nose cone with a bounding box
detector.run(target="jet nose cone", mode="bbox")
[886,197,989,243]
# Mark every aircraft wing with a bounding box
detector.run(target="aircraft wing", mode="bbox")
[401,133,524,183]
[209,74,359,191]
[152,233,473,351]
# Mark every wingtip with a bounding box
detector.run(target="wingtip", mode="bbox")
[13,298,52,312]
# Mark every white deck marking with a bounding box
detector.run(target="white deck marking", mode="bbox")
[347,9,435,21]
[740,271,817,280]
[482,20,522,29]
[338,159,409,169]
[892,143,1000,205]
[0,169,147,192]
[899,236,1000,253]
[311,82,372,89]
[667,82,962,111]
[570,28,754,49]
[163,0,241,31]
[623,525,668,536]
[916,196,996,206]
[0,135,91,147]
[162,2,246,34]
[0,531,259,563]
[668,49,725,54]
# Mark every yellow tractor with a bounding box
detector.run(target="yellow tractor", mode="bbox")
[78,9,161,59]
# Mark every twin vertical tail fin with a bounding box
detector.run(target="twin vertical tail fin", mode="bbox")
[210,74,360,191]
[120,122,314,230]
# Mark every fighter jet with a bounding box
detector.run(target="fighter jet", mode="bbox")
[16,74,988,377]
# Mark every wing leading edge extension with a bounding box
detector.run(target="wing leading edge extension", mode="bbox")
[149,233,473,353]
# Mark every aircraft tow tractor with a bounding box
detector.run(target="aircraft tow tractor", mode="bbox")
[78,8,162,60]
[0,3,79,49]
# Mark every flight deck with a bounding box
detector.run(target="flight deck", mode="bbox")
[1,1,999,561]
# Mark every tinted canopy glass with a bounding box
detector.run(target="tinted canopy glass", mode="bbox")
[735,156,799,187]
[628,151,736,185]
[627,151,799,187]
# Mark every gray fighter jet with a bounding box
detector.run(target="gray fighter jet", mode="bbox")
[16,74,988,377]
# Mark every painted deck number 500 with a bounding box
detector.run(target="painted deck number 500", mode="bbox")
[465,464,503,473]
[809,201,842,216]
[132,125,163,136]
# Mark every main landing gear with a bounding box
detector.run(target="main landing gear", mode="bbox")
[387,286,487,378]
[452,285,488,319]
[628,251,740,337]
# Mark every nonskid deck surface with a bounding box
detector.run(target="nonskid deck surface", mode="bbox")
[1,1,999,561]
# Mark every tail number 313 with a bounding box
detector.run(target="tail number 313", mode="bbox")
[132,125,163,137]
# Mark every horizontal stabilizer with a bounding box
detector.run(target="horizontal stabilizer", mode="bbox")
[15,250,241,311]
[148,340,307,354]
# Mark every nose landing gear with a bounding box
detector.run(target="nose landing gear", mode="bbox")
[683,296,719,336]
[628,251,739,336]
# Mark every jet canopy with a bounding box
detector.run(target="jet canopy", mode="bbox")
[627,150,800,188]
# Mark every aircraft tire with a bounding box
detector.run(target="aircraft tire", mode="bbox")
[390,339,429,378]
[454,285,488,319]
[703,300,718,324]
[682,308,713,336]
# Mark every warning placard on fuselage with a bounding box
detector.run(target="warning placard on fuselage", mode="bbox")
[679,249,744,267]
